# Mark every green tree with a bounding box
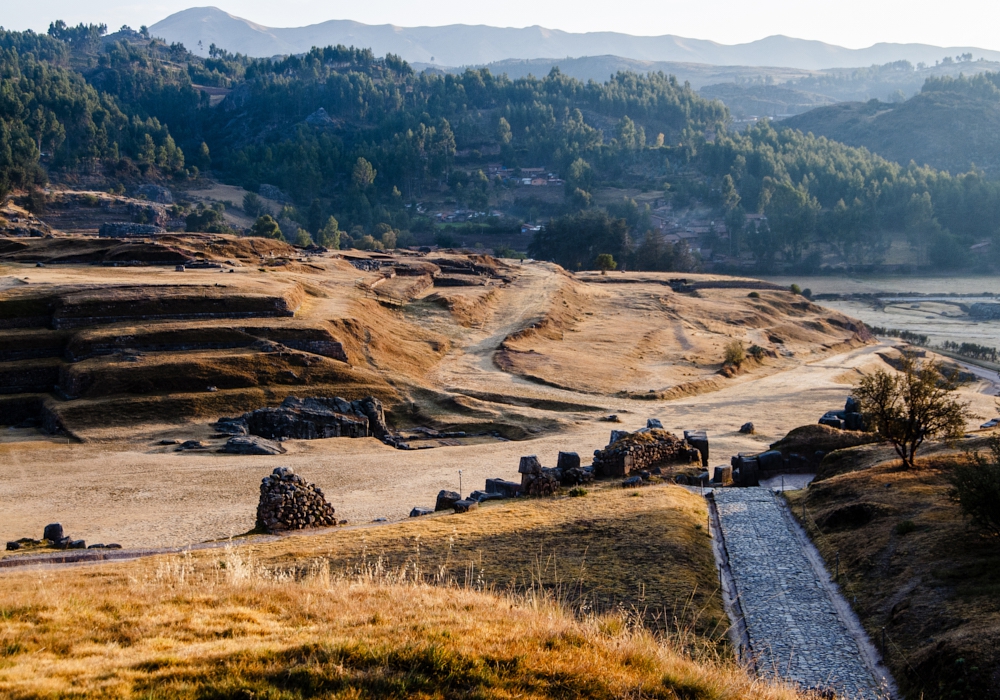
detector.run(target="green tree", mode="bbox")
[852,352,970,469]
[249,214,282,239]
[352,157,377,189]
[293,228,313,247]
[497,117,512,145]
[318,216,340,249]
[243,192,266,218]
[595,253,617,274]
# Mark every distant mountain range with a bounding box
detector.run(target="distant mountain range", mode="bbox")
[149,7,1000,70]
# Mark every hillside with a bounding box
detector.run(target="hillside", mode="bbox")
[784,81,1000,175]
[148,6,1000,68]
[785,437,1000,699]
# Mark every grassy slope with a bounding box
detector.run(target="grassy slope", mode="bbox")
[785,442,1000,700]
[0,484,807,699]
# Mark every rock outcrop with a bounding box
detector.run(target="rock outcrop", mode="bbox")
[222,435,286,455]
[256,467,336,532]
[229,396,390,442]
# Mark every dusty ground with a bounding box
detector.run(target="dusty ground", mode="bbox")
[2,249,995,551]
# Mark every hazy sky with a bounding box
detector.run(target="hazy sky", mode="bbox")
[5,0,999,50]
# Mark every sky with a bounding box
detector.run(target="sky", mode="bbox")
[5,0,1000,51]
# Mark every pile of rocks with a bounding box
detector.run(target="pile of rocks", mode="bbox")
[219,396,391,443]
[592,420,702,478]
[256,467,337,533]
[5,523,121,551]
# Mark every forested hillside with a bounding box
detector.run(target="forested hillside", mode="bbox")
[784,72,1000,176]
[2,23,1000,274]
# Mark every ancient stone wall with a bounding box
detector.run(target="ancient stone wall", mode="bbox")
[592,429,698,478]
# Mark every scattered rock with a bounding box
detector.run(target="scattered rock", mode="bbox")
[256,466,337,532]
[177,440,208,451]
[222,435,287,455]
[739,422,755,434]
[5,541,21,551]
[410,507,434,517]
[646,418,664,429]
[600,414,621,422]
[43,523,63,541]
[622,475,644,488]
[435,490,462,511]
[159,438,181,445]
[453,499,479,513]
[68,540,86,549]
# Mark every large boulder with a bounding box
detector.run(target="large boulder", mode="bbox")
[435,490,462,511]
[485,478,522,497]
[222,435,287,455]
[43,523,63,542]
[556,452,581,470]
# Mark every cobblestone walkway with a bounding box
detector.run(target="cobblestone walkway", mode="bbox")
[713,488,886,699]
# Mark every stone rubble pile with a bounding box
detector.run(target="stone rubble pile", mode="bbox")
[592,420,702,478]
[256,467,337,533]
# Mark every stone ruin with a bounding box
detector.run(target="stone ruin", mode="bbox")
[517,452,594,495]
[819,396,866,431]
[592,420,703,478]
[5,522,121,552]
[256,467,337,533]
[217,396,394,444]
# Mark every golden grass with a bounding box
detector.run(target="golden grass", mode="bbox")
[0,483,814,699]
[241,484,724,637]
[0,551,805,699]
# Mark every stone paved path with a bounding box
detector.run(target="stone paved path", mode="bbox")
[713,488,887,699]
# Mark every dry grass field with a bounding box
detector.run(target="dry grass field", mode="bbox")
[0,483,810,700]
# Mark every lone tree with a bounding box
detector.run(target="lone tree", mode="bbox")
[852,352,969,469]
[595,253,617,274]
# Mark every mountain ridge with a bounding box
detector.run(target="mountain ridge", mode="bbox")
[150,6,1000,69]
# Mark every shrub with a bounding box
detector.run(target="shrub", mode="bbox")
[950,436,1000,536]
[747,291,760,299]
[790,283,802,295]
[748,344,766,360]
[248,214,282,240]
[568,487,588,497]
[895,520,917,535]
[723,340,745,366]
